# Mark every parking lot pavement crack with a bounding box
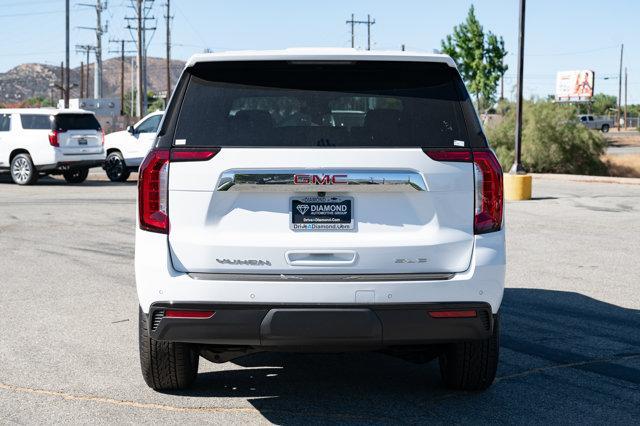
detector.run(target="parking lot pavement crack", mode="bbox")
[495,353,640,383]
[0,381,405,422]
[0,382,260,415]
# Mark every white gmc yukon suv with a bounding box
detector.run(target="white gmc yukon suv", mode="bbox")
[0,108,105,184]
[136,49,505,392]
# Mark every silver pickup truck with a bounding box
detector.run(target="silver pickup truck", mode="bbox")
[578,115,613,133]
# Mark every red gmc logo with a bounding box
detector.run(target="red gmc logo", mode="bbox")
[293,174,348,185]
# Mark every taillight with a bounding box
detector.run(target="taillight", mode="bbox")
[424,148,503,234]
[101,129,105,146]
[170,148,219,162]
[138,148,219,234]
[423,149,472,162]
[48,130,61,147]
[138,149,170,233]
[473,150,503,234]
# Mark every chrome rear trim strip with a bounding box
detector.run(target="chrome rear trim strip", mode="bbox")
[215,169,427,192]
[188,272,454,282]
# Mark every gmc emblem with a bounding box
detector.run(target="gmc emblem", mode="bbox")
[293,174,348,185]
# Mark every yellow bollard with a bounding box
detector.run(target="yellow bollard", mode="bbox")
[503,174,532,201]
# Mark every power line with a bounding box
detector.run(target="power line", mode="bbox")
[1,0,59,8]
[0,10,63,18]
[519,45,620,57]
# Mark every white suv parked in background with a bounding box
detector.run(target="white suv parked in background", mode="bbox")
[0,108,105,184]
[136,49,505,392]
[103,111,163,182]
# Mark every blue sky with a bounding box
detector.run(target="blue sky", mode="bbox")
[1,0,638,102]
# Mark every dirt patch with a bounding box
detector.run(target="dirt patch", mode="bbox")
[604,130,640,148]
[603,154,640,178]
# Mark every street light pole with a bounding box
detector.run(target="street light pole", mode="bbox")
[510,0,527,174]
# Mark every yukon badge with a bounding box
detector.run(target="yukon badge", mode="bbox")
[216,258,272,266]
[395,258,428,264]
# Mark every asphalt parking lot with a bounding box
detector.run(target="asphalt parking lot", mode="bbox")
[1,173,639,424]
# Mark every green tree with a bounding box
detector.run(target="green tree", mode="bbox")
[441,5,508,111]
[590,93,617,116]
[147,91,166,113]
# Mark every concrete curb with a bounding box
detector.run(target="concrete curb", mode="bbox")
[531,173,640,185]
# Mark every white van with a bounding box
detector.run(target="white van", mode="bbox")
[0,108,105,184]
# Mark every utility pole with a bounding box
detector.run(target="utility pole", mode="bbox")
[80,61,84,98]
[75,45,95,98]
[347,13,355,48]
[64,0,70,108]
[109,39,135,115]
[345,14,375,50]
[126,0,156,117]
[624,67,628,129]
[131,56,135,116]
[78,1,107,99]
[95,0,104,98]
[366,14,374,51]
[137,0,143,116]
[59,62,65,103]
[120,40,126,115]
[510,0,527,174]
[165,0,172,101]
[617,43,623,131]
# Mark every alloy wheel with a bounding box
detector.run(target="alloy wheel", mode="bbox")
[11,157,31,184]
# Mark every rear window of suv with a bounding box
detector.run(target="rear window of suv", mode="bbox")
[53,113,101,131]
[173,61,475,148]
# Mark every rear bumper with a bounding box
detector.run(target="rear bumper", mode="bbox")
[148,302,494,346]
[38,150,106,171]
[136,229,506,313]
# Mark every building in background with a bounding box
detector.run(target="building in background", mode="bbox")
[58,97,121,131]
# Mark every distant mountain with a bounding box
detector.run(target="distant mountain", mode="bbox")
[0,57,185,103]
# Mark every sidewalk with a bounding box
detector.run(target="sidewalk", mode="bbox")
[532,173,640,185]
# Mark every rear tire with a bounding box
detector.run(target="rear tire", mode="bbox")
[10,153,38,185]
[601,124,610,133]
[63,167,89,184]
[439,314,500,391]
[104,151,131,182]
[139,308,199,391]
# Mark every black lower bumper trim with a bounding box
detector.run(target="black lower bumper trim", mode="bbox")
[38,160,104,172]
[148,302,494,348]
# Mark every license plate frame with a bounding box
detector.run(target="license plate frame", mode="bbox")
[290,196,354,231]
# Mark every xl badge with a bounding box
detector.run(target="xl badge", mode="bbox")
[296,204,309,215]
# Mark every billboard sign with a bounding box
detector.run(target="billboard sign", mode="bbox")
[555,70,595,101]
